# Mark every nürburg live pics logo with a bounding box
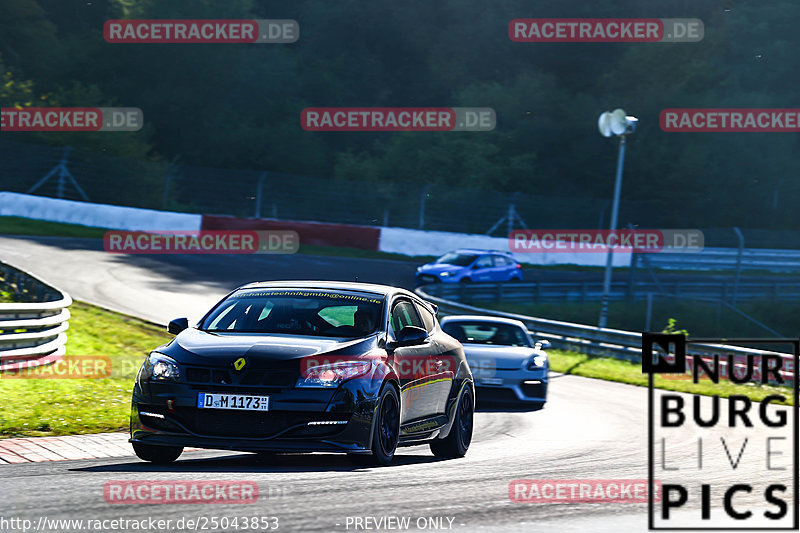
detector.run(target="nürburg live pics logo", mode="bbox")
[643,333,798,530]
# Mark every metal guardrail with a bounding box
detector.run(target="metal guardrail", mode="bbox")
[421,280,800,303]
[0,262,72,371]
[645,247,800,273]
[416,286,795,381]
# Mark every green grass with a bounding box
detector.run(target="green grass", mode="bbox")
[0,299,792,439]
[548,349,794,405]
[0,216,107,239]
[0,216,437,263]
[0,301,171,438]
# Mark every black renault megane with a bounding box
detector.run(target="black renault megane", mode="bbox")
[130,281,474,466]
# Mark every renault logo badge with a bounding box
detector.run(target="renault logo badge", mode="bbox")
[233,357,247,371]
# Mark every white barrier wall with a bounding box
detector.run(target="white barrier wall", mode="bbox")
[0,192,202,232]
[378,227,632,267]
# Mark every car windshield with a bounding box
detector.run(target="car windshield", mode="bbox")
[201,289,383,337]
[436,253,478,266]
[442,322,531,347]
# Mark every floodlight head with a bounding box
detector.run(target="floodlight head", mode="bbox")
[598,109,638,137]
[609,109,628,135]
[598,111,613,137]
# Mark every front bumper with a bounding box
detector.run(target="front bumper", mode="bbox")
[130,375,382,454]
[472,367,548,404]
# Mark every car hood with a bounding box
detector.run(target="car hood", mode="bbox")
[463,345,542,370]
[155,328,378,367]
[418,263,464,274]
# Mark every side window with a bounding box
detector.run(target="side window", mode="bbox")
[493,255,508,267]
[390,300,423,335]
[415,302,436,333]
[474,255,493,269]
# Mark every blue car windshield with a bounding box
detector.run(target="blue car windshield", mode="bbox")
[201,289,384,337]
[436,253,478,266]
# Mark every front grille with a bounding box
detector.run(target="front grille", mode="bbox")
[474,387,519,403]
[184,366,297,389]
[171,407,348,438]
[186,368,210,382]
[418,275,439,283]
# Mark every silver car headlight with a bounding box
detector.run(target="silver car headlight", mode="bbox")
[527,353,548,370]
[138,353,181,382]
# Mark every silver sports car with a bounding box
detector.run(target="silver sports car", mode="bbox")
[440,315,549,409]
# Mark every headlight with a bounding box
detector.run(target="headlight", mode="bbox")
[138,353,181,382]
[440,272,451,277]
[527,353,548,370]
[296,361,372,388]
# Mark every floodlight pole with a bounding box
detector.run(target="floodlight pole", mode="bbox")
[598,135,626,329]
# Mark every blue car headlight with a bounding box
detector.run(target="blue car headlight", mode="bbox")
[296,361,372,388]
[138,353,181,382]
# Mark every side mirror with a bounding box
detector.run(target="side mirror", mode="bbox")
[535,339,551,350]
[168,317,189,335]
[387,325,428,350]
[470,263,481,270]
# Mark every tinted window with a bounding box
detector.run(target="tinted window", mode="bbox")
[436,252,478,266]
[390,300,423,334]
[474,255,493,268]
[201,289,383,337]
[415,302,436,333]
[442,322,530,347]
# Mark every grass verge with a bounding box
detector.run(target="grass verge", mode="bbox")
[0,216,107,239]
[0,300,792,438]
[0,301,170,438]
[0,216,435,263]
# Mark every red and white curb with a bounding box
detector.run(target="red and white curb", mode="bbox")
[0,433,134,463]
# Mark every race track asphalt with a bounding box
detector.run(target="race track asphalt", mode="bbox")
[0,235,794,532]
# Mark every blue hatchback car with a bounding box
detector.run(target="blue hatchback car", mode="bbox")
[416,249,523,284]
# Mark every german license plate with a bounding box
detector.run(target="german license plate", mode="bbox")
[478,377,503,386]
[197,393,269,411]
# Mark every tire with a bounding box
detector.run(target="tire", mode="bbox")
[363,385,400,466]
[430,387,474,459]
[132,442,183,464]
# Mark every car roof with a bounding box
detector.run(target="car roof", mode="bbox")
[451,249,515,256]
[238,280,400,296]
[440,315,529,329]
[234,281,436,312]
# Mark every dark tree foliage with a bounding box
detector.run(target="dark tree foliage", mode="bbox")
[1,0,799,229]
